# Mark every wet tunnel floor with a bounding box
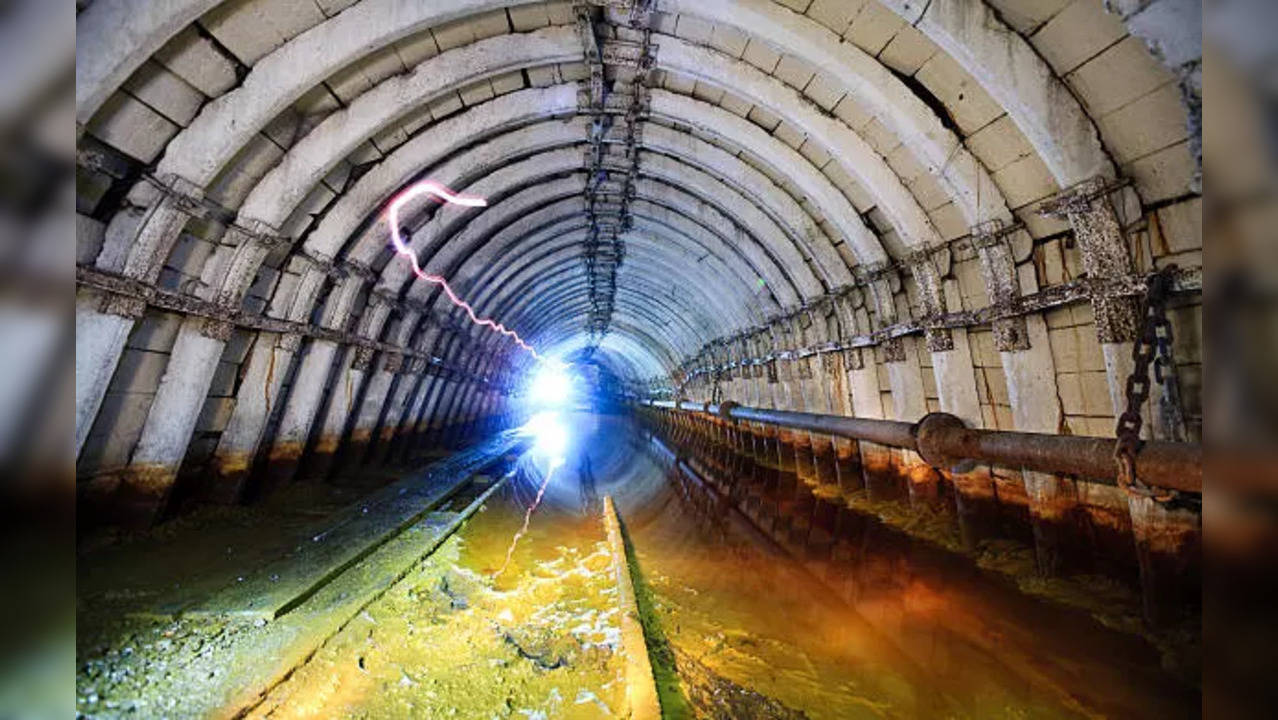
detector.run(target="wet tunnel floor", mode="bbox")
[77,412,1198,719]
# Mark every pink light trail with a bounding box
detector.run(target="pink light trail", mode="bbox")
[387,180,543,361]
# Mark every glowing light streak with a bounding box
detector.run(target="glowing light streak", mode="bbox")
[387,180,542,360]
[492,459,560,580]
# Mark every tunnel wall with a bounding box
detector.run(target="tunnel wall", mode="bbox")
[75,0,1201,532]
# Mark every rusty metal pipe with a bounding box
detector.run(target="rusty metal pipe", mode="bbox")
[646,400,1201,494]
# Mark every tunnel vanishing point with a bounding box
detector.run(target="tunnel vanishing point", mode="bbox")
[75,0,1203,718]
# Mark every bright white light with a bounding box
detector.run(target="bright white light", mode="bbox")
[528,362,573,406]
[522,410,568,468]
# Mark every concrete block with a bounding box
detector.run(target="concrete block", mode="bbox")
[372,124,409,154]
[123,60,205,126]
[985,366,1010,404]
[845,1,904,55]
[1049,326,1081,371]
[196,396,236,432]
[909,173,950,212]
[808,0,864,35]
[1031,0,1127,74]
[262,110,303,151]
[915,53,1004,135]
[431,17,475,52]
[1078,327,1106,371]
[663,72,697,95]
[885,143,925,184]
[675,15,713,44]
[692,81,724,105]
[526,65,561,88]
[972,331,999,367]
[491,70,525,96]
[966,115,1032,173]
[459,79,496,106]
[774,54,817,90]
[992,154,1058,209]
[86,92,179,163]
[395,29,441,68]
[798,138,831,167]
[1122,140,1195,202]
[112,348,171,395]
[164,233,215,278]
[1096,82,1187,164]
[208,361,240,397]
[559,62,589,82]
[545,2,575,25]
[709,24,749,58]
[1078,415,1115,437]
[1071,302,1095,327]
[719,92,753,117]
[1045,305,1073,329]
[326,62,373,105]
[154,27,239,98]
[747,105,782,132]
[77,214,106,265]
[742,38,781,73]
[803,72,844,111]
[76,168,112,216]
[509,4,551,31]
[223,330,256,365]
[879,23,937,76]
[128,312,183,353]
[832,96,873,130]
[985,0,1073,34]
[1056,371,1085,415]
[471,9,511,40]
[994,404,1015,430]
[953,256,991,309]
[1156,197,1201,254]
[293,84,341,119]
[206,132,285,208]
[1067,36,1174,117]
[1080,370,1113,415]
[202,0,326,65]
[81,392,154,469]
[861,117,901,156]
[1015,204,1071,239]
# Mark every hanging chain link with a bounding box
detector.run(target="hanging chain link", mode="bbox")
[1113,265,1183,504]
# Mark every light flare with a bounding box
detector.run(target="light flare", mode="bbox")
[492,411,569,580]
[387,180,542,360]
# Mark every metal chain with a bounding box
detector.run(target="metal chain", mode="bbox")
[1113,266,1180,503]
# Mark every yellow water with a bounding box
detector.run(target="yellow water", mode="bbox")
[249,490,627,719]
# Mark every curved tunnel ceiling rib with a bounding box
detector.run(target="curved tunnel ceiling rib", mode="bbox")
[74,0,1199,430]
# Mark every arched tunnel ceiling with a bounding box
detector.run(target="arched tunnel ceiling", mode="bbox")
[77,0,1200,389]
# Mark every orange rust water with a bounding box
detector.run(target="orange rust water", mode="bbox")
[607,413,1197,719]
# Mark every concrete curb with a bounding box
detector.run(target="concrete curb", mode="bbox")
[602,496,663,720]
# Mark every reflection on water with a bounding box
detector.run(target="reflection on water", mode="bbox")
[566,412,1196,719]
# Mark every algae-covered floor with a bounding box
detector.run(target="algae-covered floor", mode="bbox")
[247,498,627,719]
[76,474,629,719]
[77,413,1198,719]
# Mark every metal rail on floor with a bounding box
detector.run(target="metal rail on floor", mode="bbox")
[644,400,1201,495]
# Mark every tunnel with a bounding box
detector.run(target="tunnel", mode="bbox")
[74,1,1203,717]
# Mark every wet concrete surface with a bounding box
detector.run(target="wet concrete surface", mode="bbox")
[76,411,1199,718]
